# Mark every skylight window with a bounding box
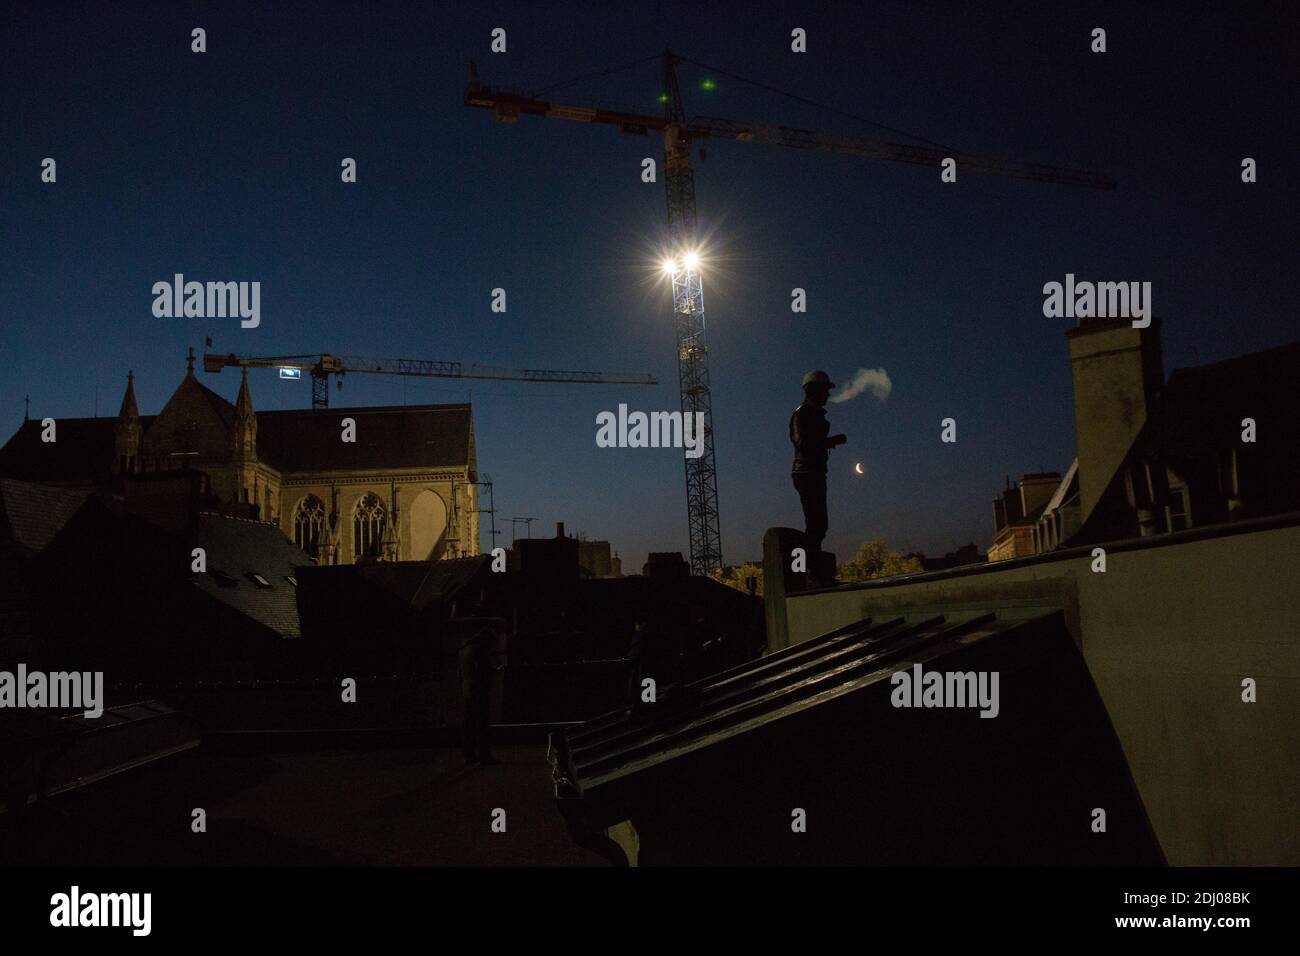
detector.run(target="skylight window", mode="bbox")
[246,572,273,589]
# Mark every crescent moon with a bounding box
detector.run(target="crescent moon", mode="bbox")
[854,462,864,475]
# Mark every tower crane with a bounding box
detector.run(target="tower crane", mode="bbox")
[203,352,657,409]
[465,50,1115,574]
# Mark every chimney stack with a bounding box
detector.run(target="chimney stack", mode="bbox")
[1066,317,1163,525]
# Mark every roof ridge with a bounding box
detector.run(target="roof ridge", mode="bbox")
[258,402,472,415]
[1173,339,1300,377]
[194,379,236,410]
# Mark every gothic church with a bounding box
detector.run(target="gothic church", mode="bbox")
[0,350,480,564]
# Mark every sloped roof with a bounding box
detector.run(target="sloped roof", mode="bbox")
[189,512,313,638]
[409,555,490,608]
[1042,459,1079,515]
[559,611,1060,795]
[0,398,473,483]
[193,379,238,429]
[1136,341,1300,460]
[0,479,92,552]
[0,417,156,483]
[255,404,473,473]
[297,554,489,613]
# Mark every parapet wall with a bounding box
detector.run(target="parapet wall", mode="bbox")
[768,515,1300,865]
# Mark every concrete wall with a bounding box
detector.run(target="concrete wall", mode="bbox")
[784,555,1079,650]
[776,517,1300,865]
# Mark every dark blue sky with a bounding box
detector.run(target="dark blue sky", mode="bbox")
[2,1,1296,568]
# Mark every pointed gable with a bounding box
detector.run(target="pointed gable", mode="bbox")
[142,372,238,464]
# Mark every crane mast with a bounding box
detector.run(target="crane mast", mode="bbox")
[662,52,723,576]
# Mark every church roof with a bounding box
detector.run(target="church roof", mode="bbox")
[0,396,474,482]
[0,416,158,483]
[255,404,474,473]
[192,379,238,429]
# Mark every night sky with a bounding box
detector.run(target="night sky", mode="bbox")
[2,1,1295,569]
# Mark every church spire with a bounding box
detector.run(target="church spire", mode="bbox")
[186,346,196,377]
[231,366,258,463]
[117,371,139,423]
[235,366,254,418]
[113,371,142,474]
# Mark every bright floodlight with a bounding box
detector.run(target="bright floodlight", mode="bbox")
[683,252,700,270]
[662,258,677,275]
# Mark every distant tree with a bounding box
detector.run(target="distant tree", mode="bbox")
[837,539,923,583]
[710,562,764,598]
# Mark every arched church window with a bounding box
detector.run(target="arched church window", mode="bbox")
[294,496,325,558]
[354,493,387,559]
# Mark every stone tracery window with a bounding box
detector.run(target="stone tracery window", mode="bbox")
[353,493,387,560]
[294,495,325,558]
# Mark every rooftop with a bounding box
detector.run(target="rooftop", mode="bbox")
[0,397,475,483]
[190,512,315,639]
[3,743,606,866]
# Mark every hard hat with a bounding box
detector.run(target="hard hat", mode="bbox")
[802,370,835,389]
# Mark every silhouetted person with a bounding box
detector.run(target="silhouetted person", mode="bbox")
[790,370,846,582]
[455,588,501,765]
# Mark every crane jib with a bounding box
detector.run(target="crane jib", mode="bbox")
[202,353,656,389]
[465,87,1114,190]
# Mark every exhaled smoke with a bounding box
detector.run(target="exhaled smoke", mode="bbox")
[830,367,892,404]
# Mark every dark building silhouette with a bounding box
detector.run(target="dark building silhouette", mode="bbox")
[23,477,314,681]
[913,543,985,573]
[991,323,1300,556]
[1075,339,1300,545]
